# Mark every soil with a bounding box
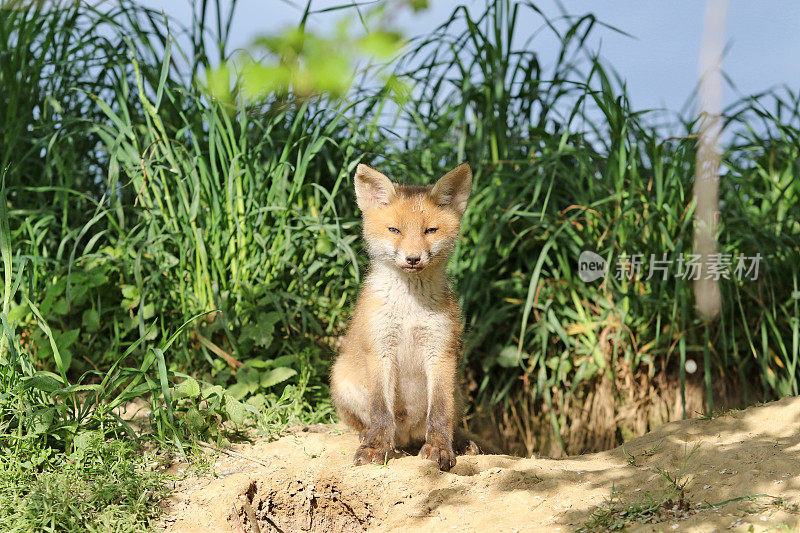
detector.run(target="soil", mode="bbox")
[159,396,800,532]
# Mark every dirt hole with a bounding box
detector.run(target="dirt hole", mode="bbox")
[232,478,374,533]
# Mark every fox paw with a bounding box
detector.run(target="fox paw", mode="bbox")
[353,443,391,466]
[419,442,456,471]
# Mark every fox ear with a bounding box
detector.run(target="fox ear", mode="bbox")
[430,163,472,215]
[354,164,396,211]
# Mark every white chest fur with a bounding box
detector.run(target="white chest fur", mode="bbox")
[365,265,452,443]
[366,265,451,360]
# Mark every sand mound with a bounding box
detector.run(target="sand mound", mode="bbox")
[159,396,800,532]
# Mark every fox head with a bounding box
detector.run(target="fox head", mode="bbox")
[353,162,472,274]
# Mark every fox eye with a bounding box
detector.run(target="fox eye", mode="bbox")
[388,227,401,234]
[424,227,438,235]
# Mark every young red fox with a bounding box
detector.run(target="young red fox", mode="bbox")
[330,162,479,471]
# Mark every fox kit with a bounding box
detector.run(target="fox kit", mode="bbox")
[330,162,477,471]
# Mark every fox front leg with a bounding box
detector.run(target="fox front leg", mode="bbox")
[353,364,395,466]
[419,356,457,471]
[353,391,393,465]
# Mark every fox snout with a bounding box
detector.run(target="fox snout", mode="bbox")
[394,232,431,271]
[398,247,429,272]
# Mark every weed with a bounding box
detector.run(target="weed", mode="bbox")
[0,438,167,532]
[621,444,636,466]
[580,442,699,530]
[642,441,665,457]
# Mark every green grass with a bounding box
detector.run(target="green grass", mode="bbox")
[379,1,800,452]
[0,438,167,533]
[1,0,800,528]
[579,444,697,531]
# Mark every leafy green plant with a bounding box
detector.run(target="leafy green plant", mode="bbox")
[0,437,167,533]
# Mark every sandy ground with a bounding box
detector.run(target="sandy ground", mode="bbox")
[159,396,800,532]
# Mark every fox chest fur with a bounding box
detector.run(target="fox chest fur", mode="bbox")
[363,266,459,437]
[366,265,454,363]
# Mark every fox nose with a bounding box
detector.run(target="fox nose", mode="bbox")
[406,256,421,266]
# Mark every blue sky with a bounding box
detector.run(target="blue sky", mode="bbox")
[147,1,800,114]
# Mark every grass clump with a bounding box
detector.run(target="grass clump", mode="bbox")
[378,0,800,454]
[0,182,172,531]
[578,487,693,532]
[580,444,697,531]
[0,438,167,533]
[3,0,800,489]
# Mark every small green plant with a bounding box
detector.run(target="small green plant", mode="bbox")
[0,185,171,531]
[0,437,167,532]
[748,497,800,515]
[579,443,698,531]
[621,444,637,466]
[642,441,665,457]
